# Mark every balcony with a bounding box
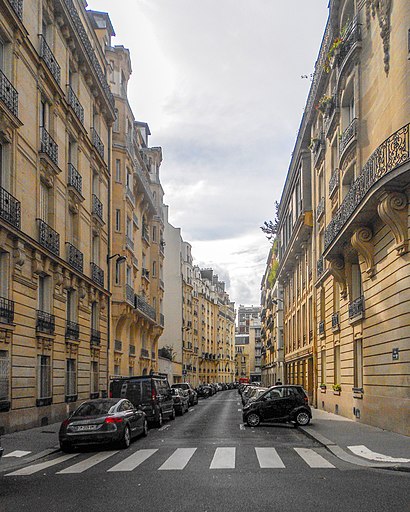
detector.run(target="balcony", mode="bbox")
[37,219,60,256]
[92,194,103,222]
[142,268,150,281]
[126,284,134,306]
[316,197,325,222]
[0,69,18,118]
[39,35,61,84]
[142,226,150,244]
[329,168,339,198]
[349,296,365,320]
[151,351,156,360]
[325,124,410,251]
[90,262,104,287]
[160,313,164,327]
[129,344,136,356]
[65,320,79,340]
[36,310,55,334]
[135,294,156,321]
[114,339,122,352]
[140,347,150,359]
[126,185,135,205]
[91,128,104,160]
[331,312,340,331]
[340,118,358,157]
[90,328,101,346]
[40,127,58,166]
[318,320,325,337]
[317,255,324,278]
[0,296,14,324]
[0,186,21,229]
[126,235,134,251]
[312,134,325,169]
[8,0,23,19]
[67,163,82,196]
[67,85,84,124]
[159,279,165,290]
[65,242,83,273]
[337,17,361,71]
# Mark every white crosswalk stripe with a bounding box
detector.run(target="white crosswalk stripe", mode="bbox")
[255,447,285,468]
[107,449,158,472]
[210,447,236,469]
[158,448,197,470]
[57,451,119,474]
[294,448,335,468]
[6,453,79,476]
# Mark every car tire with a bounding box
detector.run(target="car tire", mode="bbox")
[60,442,74,453]
[142,419,148,437]
[295,410,310,426]
[246,413,261,427]
[156,412,163,428]
[120,425,131,449]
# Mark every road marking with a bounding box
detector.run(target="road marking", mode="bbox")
[158,424,170,432]
[6,453,79,476]
[348,445,410,463]
[255,447,285,468]
[107,449,158,472]
[57,451,119,474]
[294,448,335,468]
[239,423,246,430]
[237,408,242,412]
[210,447,235,469]
[3,450,31,458]
[158,448,197,470]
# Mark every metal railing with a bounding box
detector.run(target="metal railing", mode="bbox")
[317,255,324,278]
[39,35,60,84]
[126,284,134,305]
[114,339,122,352]
[349,296,365,319]
[40,127,58,166]
[91,128,104,160]
[329,168,339,197]
[0,186,21,229]
[0,296,14,324]
[37,219,60,256]
[331,312,339,330]
[90,262,104,287]
[65,320,79,340]
[8,0,23,19]
[68,164,82,195]
[90,328,101,346]
[129,344,136,356]
[134,294,156,321]
[316,196,325,221]
[92,194,103,221]
[318,320,325,336]
[66,242,83,273]
[140,348,149,358]
[340,118,358,156]
[67,85,84,124]
[36,310,55,334]
[0,69,18,117]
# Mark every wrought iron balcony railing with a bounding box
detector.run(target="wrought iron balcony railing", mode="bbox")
[39,35,61,84]
[8,0,23,20]
[129,344,136,356]
[316,196,325,221]
[349,296,365,319]
[126,235,134,251]
[0,69,18,118]
[142,268,150,280]
[90,262,104,287]
[37,219,60,256]
[65,320,79,340]
[68,163,82,195]
[67,85,84,124]
[340,118,358,156]
[325,124,410,250]
[160,313,164,326]
[90,328,101,346]
[317,255,324,278]
[36,310,55,334]
[318,320,325,336]
[66,242,83,273]
[92,194,103,222]
[126,284,134,306]
[40,127,58,166]
[151,351,156,360]
[141,347,149,358]
[142,226,150,244]
[331,312,340,330]
[126,185,135,204]
[337,17,361,67]
[135,294,156,321]
[329,168,340,197]
[91,128,104,160]
[0,296,14,324]
[0,186,21,229]
[114,339,122,352]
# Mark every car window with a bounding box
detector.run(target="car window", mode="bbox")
[264,389,282,400]
[141,380,152,401]
[74,400,118,417]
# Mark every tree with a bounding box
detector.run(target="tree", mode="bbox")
[261,201,279,243]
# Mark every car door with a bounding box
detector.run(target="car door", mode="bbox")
[258,389,283,421]
[120,400,139,435]
[269,387,297,420]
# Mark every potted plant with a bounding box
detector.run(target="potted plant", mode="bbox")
[332,384,342,395]
[316,95,333,115]
[320,383,327,393]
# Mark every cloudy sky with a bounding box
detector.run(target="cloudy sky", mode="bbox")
[88,0,329,306]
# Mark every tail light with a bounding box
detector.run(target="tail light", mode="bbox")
[174,397,180,403]
[105,416,123,424]
[109,390,113,398]
[62,419,70,427]
[151,387,157,401]
[304,396,309,404]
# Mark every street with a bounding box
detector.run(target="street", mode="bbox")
[1,390,409,512]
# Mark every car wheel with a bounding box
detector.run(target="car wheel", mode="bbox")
[142,419,148,437]
[60,442,74,453]
[246,413,261,427]
[170,407,176,420]
[120,425,131,449]
[295,410,310,426]
[156,412,163,428]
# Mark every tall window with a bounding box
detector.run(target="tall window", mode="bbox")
[354,339,363,389]
[91,361,99,394]
[38,275,51,313]
[0,140,10,191]
[115,209,121,231]
[152,260,157,277]
[115,260,121,285]
[0,350,10,404]
[334,345,340,385]
[39,181,49,223]
[92,234,99,264]
[37,355,51,400]
[91,302,98,332]
[66,359,76,397]
[152,225,157,242]
[113,108,119,132]
[126,265,132,286]
[351,263,362,300]
[115,159,121,182]
[66,289,77,323]
[126,216,132,240]
[0,251,9,300]
[321,349,326,385]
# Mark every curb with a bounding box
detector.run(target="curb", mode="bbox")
[299,425,410,473]
[0,446,61,474]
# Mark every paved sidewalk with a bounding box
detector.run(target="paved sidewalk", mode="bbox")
[300,408,410,472]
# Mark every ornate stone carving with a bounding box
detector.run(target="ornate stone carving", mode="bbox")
[32,251,44,276]
[367,0,392,74]
[13,239,26,268]
[54,264,64,287]
[351,226,375,277]
[328,256,348,298]
[377,191,408,255]
[62,269,71,290]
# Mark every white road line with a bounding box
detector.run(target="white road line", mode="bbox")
[6,453,79,476]
[294,448,335,468]
[348,445,410,463]
[57,451,119,474]
[158,424,171,431]
[239,423,246,430]
[255,447,285,468]
[107,449,158,472]
[3,450,31,458]
[237,409,242,412]
[158,448,197,470]
[210,447,236,469]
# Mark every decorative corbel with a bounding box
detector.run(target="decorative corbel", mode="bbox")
[13,239,26,268]
[62,269,71,290]
[54,264,64,287]
[32,250,44,276]
[351,227,375,277]
[377,191,408,255]
[367,0,392,74]
[327,256,348,299]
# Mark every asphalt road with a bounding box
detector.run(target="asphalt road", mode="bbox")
[1,390,409,512]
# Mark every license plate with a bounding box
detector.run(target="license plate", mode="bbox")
[76,425,98,431]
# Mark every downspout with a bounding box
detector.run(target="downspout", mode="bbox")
[106,124,112,395]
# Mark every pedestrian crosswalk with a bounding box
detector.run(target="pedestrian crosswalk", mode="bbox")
[5,446,338,476]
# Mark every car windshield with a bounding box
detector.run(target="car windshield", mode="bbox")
[73,400,118,417]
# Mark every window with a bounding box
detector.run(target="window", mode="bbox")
[91,302,98,331]
[321,349,326,385]
[37,355,51,399]
[92,234,100,264]
[66,289,77,323]
[39,181,49,223]
[0,140,11,191]
[115,209,121,231]
[113,108,119,132]
[334,345,340,385]
[129,366,133,377]
[0,251,9,300]
[114,364,120,376]
[354,339,363,389]
[66,359,76,397]
[115,159,121,182]
[0,350,10,404]
[115,260,121,285]
[126,216,132,240]
[351,263,362,300]
[152,225,157,242]
[126,265,132,286]
[152,260,157,277]
[38,275,51,312]
[91,361,99,393]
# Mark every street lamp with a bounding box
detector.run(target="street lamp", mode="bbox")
[107,253,127,264]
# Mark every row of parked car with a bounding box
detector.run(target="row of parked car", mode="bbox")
[197,381,236,398]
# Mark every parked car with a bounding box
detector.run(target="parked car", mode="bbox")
[241,385,259,405]
[242,385,311,427]
[59,398,148,452]
[0,437,3,460]
[197,385,211,398]
[171,388,189,415]
[245,387,268,404]
[171,383,198,406]
[110,374,175,427]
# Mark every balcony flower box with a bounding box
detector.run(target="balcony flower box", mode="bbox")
[320,384,327,393]
[332,384,342,395]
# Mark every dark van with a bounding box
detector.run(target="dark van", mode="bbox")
[110,374,175,427]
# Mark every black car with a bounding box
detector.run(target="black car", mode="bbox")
[171,383,198,406]
[242,385,311,427]
[171,388,189,415]
[0,437,3,460]
[59,398,148,452]
[110,374,175,427]
[197,385,211,398]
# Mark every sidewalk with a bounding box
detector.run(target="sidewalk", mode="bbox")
[300,408,410,472]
